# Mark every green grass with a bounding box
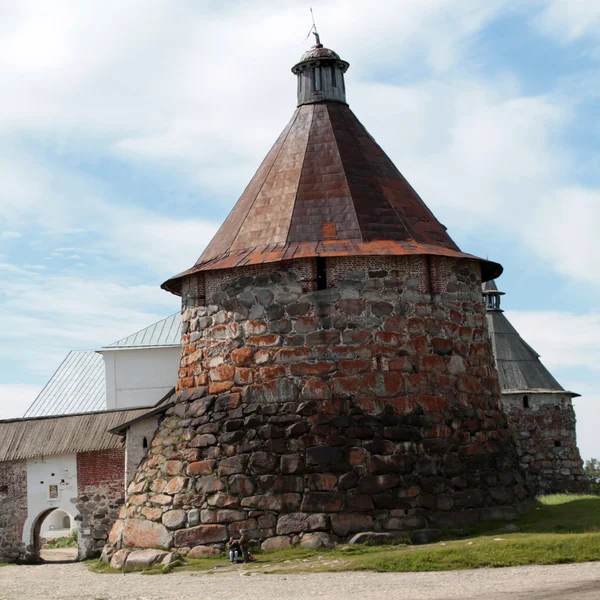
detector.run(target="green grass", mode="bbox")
[89,494,600,575]
[44,535,78,549]
[514,494,600,534]
[331,533,600,573]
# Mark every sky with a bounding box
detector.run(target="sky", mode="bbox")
[0,0,598,459]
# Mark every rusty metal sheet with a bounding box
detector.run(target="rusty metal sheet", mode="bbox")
[197,108,301,264]
[165,100,501,295]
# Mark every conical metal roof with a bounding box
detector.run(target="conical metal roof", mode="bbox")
[162,48,502,295]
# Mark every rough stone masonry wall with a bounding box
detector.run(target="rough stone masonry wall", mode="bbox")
[0,461,27,561]
[76,449,125,558]
[112,255,528,555]
[501,394,588,495]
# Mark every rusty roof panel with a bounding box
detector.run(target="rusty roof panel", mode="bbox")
[166,99,500,294]
[228,106,312,253]
[198,109,300,262]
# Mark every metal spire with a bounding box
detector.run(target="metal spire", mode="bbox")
[305,7,322,47]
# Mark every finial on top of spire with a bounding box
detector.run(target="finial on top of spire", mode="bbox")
[307,7,322,47]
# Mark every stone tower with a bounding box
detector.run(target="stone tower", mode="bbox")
[484,280,588,494]
[112,40,528,554]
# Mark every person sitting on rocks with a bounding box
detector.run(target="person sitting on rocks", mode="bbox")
[239,532,251,563]
[227,537,241,563]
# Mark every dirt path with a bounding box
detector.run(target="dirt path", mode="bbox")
[1,561,599,600]
[39,548,78,562]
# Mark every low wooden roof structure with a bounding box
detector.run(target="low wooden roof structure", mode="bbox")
[0,407,150,462]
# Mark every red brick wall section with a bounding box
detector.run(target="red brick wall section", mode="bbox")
[0,461,27,562]
[76,449,125,558]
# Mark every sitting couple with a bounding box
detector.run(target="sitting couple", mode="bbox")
[227,533,251,563]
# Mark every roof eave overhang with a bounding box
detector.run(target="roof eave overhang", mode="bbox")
[161,241,502,296]
[501,389,581,398]
[98,345,181,353]
[108,402,174,436]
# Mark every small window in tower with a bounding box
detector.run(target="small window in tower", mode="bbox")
[313,67,322,92]
[143,437,148,449]
[331,66,337,88]
[555,440,562,448]
[316,257,327,290]
[523,395,529,409]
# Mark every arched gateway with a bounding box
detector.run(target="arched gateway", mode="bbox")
[109,38,529,555]
[0,409,148,562]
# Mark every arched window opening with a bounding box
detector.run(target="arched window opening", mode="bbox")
[523,395,529,409]
[143,437,148,449]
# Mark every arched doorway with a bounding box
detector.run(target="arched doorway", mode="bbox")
[30,508,79,563]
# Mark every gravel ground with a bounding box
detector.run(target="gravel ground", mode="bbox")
[39,548,78,562]
[1,561,599,600]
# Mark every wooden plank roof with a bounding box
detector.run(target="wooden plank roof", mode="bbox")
[487,310,577,396]
[0,407,150,462]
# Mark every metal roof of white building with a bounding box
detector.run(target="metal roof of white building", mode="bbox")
[24,351,107,418]
[103,313,181,349]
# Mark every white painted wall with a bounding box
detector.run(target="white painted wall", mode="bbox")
[41,509,75,537]
[22,455,79,547]
[125,417,159,487]
[100,346,180,410]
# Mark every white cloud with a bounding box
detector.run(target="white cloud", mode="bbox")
[527,187,600,284]
[0,270,179,379]
[0,384,41,420]
[536,0,600,46]
[569,381,600,462]
[0,231,22,239]
[506,310,600,371]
